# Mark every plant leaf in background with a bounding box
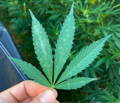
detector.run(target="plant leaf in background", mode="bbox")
[57,36,110,83]
[112,35,120,49]
[56,77,96,90]
[11,5,110,90]
[29,10,53,83]
[10,58,50,87]
[54,4,75,82]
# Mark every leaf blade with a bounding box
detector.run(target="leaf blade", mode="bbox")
[11,58,50,87]
[56,77,96,90]
[54,5,75,81]
[58,36,110,83]
[29,10,53,82]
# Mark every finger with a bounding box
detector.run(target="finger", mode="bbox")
[20,98,32,103]
[29,89,58,103]
[0,80,49,102]
[10,80,49,100]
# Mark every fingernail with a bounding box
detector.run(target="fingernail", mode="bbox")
[39,89,56,103]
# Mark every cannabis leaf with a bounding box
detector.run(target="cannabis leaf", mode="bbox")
[11,5,110,90]
[57,36,110,83]
[56,77,96,90]
[29,10,53,83]
[54,4,75,82]
[11,58,50,87]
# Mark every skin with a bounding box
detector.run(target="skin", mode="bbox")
[0,80,59,103]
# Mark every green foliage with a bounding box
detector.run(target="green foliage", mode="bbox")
[11,5,109,90]
[54,4,75,82]
[58,36,110,83]
[1,0,120,102]
[30,10,53,82]
[10,58,50,87]
[56,77,96,90]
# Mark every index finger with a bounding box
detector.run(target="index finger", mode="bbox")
[0,80,49,102]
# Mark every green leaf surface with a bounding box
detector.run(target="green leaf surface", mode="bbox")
[115,32,120,38]
[29,10,53,82]
[112,36,120,49]
[11,58,50,87]
[54,5,75,81]
[56,77,96,90]
[57,36,110,83]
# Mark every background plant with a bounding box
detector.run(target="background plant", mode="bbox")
[1,0,120,102]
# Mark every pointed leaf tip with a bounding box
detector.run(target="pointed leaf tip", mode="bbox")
[29,10,36,21]
[29,9,31,13]
[104,35,111,40]
[29,9,33,16]
[69,4,74,15]
[71,3,74,9]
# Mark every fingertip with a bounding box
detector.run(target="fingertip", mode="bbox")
[29,89,58,103]
[50,89,58,98]
[39,89,57,103]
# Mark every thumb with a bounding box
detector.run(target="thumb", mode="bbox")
[29,89,59,103]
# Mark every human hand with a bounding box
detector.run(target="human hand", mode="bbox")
[0,80,59,103]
